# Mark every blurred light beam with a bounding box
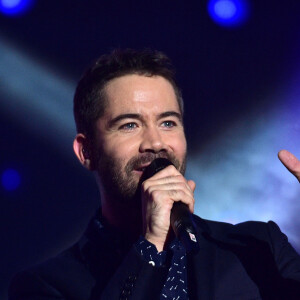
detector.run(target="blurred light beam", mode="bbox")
[0,37,76,159]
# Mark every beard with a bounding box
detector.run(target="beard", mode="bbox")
[96,151,186,206]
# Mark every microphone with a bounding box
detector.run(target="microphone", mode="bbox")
[142,158,199,253]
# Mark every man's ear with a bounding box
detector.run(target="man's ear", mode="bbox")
[73,133,93,170]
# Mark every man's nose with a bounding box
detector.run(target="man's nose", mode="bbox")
[139,126,167,153]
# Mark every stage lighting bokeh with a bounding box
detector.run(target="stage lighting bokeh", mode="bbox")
[1,168,21,191]
[208,0,249,27]
[0,0,34,16]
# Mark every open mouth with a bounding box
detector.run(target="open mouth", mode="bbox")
[134,163,151,173]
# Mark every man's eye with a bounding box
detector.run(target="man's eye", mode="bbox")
[120,123,137,130]
[162,120,176,128]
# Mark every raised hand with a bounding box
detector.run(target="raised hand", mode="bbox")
[278,150,300,183]
[141,165,196,252]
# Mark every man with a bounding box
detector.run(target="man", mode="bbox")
[9,49,300,299]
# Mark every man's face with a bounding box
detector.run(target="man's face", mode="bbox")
[93,74,187,206]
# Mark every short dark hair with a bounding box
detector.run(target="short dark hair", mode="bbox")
[73,48,184,139]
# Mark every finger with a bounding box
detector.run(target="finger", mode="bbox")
[169,189,195,213]
[142,173,189,191]
[149,188,195,212]
[146,165,181,180]
[278,150,300,182]
[146,182,194,199]
[187,180,196,193]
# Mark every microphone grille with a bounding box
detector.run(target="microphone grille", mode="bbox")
[142,158,173,180]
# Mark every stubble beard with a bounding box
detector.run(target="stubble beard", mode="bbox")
[96,151,187,208]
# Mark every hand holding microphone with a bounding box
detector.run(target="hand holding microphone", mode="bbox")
[141,158,199,253]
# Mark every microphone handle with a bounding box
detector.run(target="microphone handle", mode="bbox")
[171,202,200,253]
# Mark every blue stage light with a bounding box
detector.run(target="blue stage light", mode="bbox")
[0,0,34,16]
[208,0,249,27]
[1,168,21,191]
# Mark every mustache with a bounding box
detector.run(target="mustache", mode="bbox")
[125,152,180,174]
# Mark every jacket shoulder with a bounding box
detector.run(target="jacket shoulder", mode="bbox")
[194,215,278,234]
[9,243,94,300]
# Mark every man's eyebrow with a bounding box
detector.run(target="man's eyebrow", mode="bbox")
[108,113,142,127]
[107,111,183,128]
[158,111,183,122]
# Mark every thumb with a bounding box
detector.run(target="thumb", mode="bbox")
[278,150,300,182]
[187,180,196,193]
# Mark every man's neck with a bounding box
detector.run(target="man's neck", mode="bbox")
[101,198,142,244]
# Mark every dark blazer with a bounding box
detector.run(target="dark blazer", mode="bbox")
[8,215,300,300]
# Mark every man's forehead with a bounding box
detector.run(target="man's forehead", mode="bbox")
[102,74,180,116]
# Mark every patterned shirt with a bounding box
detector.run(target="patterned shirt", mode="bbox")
[136,237,188,300]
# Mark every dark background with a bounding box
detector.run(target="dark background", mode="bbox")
[1,1,300,298]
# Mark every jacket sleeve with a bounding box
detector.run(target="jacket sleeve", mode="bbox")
[266,221,300,298]
[267,221,300,281]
